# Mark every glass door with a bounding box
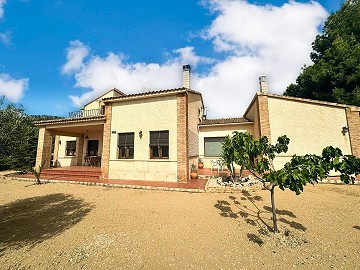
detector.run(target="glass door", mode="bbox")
[87,140,99,156]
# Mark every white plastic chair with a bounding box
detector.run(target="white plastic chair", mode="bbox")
[210,160,218,171]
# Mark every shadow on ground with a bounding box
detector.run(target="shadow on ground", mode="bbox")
[214,190,306,246]
[0,193,92,254]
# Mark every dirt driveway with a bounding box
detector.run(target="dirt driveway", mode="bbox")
[0,178,359,269]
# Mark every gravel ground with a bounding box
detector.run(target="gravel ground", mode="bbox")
[0,177,359,270]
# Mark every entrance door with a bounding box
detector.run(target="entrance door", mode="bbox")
[87,140,99,156]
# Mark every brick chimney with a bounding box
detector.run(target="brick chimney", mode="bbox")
[183,65,191,89]
[259,75,268,94]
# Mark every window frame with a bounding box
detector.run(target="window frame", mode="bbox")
[149,130,169,159]
[117,132,135,159]
[204,137,226,157]
[65,140,76,156]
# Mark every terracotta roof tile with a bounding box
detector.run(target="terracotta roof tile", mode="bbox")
[34,115,105,126]
[199,117,252,126]
[103,87,201,102]
[266,93,360,110]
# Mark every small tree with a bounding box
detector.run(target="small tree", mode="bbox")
[31,161,46,185]
[222,132,360,233]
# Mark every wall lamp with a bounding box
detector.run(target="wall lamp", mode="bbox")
[342,126,349,134]
[139,131,143,138]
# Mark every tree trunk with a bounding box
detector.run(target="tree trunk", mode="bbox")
[229,162,235,182]
[270,185,278,233]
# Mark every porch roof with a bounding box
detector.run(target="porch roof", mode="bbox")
[34,115,105,126]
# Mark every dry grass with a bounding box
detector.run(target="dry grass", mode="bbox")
[0,178,359,269]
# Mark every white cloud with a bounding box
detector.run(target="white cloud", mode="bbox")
[0,1,28,103]
[0,31,11,45]
[0,73,29,102]
[66,46,211,107]
[194,0,327,117]
[64,1,327,118]
[0,0,6,19]
[61,40,89,75]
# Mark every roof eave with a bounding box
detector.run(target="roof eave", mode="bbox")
[199,121,254,127]
[34,116,105,126]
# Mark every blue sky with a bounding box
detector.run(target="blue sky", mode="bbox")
[0,0,343,118]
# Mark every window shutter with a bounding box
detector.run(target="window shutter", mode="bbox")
[150,131,169,146]
[158,131,169,145]
[118,133,134,146]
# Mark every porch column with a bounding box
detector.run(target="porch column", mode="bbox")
[53,135,60,168]
[35,127,52,169]
[76,134,84,165]
[101,103,112,179]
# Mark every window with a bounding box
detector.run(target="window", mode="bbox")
[118,133,134,159]
[66,141,76,156]
[150,130,169,159]
[204,137,225,157]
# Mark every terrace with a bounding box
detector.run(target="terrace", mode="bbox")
[68,108,104,119]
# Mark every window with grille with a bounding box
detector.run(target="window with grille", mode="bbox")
[65,141,76,156]
[204,137,225,157]
[150,130,169,159]
[118,132,134,159]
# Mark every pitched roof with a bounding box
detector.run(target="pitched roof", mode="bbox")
[266,93,360,110]
[199,117,252,126]
[103,87,202,102]
[243,91,360,118]
[81,87,126,109]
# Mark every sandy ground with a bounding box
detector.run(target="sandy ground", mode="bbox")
[0,177,359,270]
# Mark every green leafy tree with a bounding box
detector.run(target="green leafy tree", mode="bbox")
[284,0,360,106]
[0,97,38,170]
[222,132,360,233]
[0,97,62,171]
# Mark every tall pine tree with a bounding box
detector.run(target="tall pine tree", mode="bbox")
[284,0,360,106]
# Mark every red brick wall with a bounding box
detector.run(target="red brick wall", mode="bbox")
[177,93,189,182]
[257,94,271,142]
[346,108,360,157]
[101,103,112,178]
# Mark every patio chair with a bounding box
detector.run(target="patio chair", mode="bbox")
[84,156,92,166]
[217,159,224,172]
[210,160,218,171]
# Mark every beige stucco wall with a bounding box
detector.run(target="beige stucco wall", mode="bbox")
[108,95,178,181]
[244,99,260,138]
[188,92,202,159]
[267,97,352,170]
[57,136,78,167]
[198,123,254,168]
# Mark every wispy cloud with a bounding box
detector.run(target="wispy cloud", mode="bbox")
[0,73,29,102]
[0,31,11,45]
[63,1,327,118]
[66,45,210,107]
[0,1,28,103]
[0,0,6,19]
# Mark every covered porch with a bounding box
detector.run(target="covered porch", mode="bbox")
[35,114,107,176]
